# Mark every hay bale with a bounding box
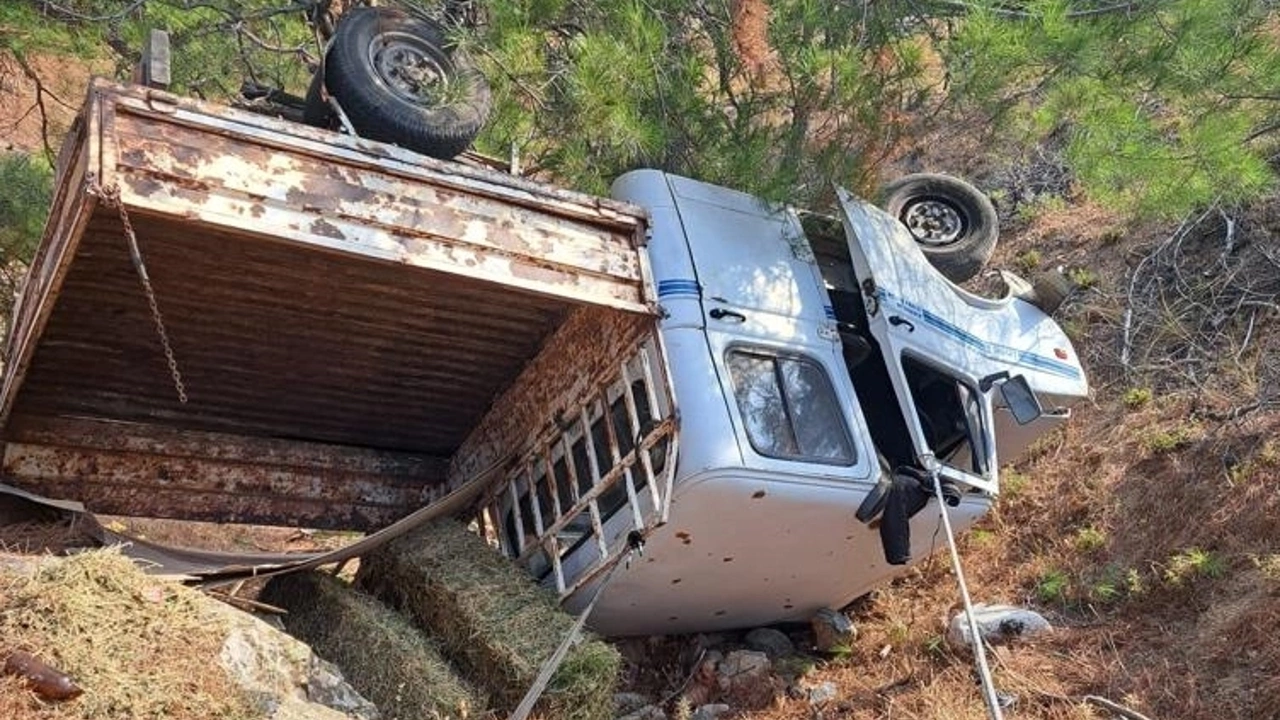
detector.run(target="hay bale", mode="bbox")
[260,571,487,720]
[356,520,620,720]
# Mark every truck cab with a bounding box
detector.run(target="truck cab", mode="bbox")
[567,170,1087,635]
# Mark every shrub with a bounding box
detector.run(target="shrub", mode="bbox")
[1122,387,1153,409]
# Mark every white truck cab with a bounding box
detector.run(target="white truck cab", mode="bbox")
[559,170,1088,635]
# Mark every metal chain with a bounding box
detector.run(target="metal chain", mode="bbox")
[98,185,189,404]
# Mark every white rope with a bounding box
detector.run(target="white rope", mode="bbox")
[928,464,1005,720]
[507,543,636,720]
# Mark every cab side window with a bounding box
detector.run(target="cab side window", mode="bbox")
[902,356,989,475]
[726,348,855,465]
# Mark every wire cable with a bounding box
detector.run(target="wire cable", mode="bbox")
[927,461,1005,720]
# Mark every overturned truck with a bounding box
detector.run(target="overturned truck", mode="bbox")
[3,80,1087,637]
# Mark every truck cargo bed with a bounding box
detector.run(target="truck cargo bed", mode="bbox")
[0,80,653,530]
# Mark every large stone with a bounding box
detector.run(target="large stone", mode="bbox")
[810,608,856,652]
[614,691,652,715]
[717,650,774,707]
[680,650,723,707]
[802,681,838,706]
[617,705,666,720]
[744,627,795,658]
[946,603,1052,650]
[211,600,379,720]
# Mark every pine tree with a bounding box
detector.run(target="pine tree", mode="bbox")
[464,0,929,208]
[944,0,1280,218]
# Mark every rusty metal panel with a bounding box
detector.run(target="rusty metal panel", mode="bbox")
[0,92,102,426]
[10,213,570,452]
[3,416,447,530]
[448,307,658,487]
[103,82,651,313]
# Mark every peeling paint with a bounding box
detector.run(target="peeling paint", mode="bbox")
[310,218,346,240]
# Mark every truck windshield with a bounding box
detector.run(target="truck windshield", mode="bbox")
[902,356,990,476]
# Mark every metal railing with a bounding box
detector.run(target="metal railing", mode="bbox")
[477,334,677,597]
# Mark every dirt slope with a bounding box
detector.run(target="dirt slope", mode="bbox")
[713,120,1280,720]
[2,49,1278,720]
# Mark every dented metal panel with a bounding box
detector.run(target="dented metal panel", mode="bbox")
[0,80,654,528]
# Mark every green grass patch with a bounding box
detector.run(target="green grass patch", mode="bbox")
[1163,548,1226,586]
[1035,568,1070,605]
[1073,525,1107,553]
[1066,266,1099,289]
[1000,468,1031,498]
[1143,426,1195,454]
[1015,249,1042,272]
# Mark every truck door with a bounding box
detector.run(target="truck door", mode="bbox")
[835,189,1001,492]
[836,187,1087,495]
[666,176,874,479]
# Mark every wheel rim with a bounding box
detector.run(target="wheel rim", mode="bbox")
[367,31,450,106]
[899,197,966,247]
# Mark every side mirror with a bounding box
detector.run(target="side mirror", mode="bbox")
[1000,375,1043,425]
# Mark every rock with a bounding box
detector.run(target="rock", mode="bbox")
[213,601,379,720]
[803,681,838,706]
[617,704,667,720]
[744,627,794,658]
[306,656,381,718]
[811,608,856,652]
[946,604,1052,650]
[717,650,774,707]
[690,703,731,720]
[615,691,653,715]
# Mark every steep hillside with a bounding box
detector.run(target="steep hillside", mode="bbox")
[715,124,1280,719]
[2,7,1279,720]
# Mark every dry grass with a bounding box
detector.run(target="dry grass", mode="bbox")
[102,516,362,555]
[0,520,97,555]
[260,570,489,719]
[356,520,621,720]
[0,549,258,720]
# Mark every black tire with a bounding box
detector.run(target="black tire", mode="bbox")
[881,173,999,284]
[855,476,892,524]
[324,7,491,159]
[302,69,334,129]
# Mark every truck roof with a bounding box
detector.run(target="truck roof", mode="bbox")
[0,79,653,530]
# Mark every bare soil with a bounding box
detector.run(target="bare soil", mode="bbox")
[0,54,109,156]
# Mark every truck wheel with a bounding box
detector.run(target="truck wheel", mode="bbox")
[881,173,998,284]
[323,7,491,160]
[302,70,333,129]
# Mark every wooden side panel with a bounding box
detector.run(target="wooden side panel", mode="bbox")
[3,415,447,530]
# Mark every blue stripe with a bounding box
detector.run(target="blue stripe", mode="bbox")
[879,289,1082,380]
[658,279,700,299]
